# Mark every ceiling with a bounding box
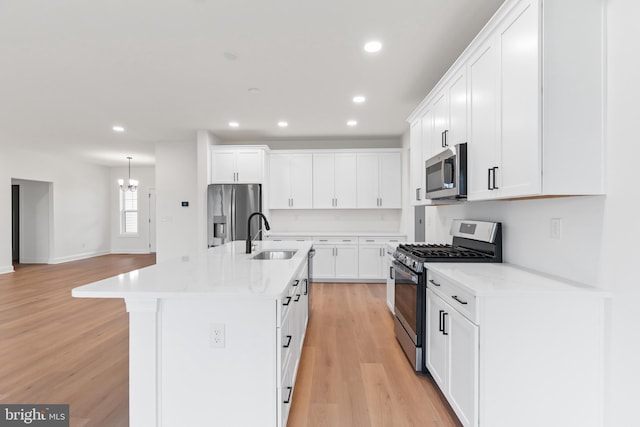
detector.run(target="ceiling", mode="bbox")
[0,0,504,167]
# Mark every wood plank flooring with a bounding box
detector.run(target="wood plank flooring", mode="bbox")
[0,255,156,427]
[288,283,461,427]
[0,256,461,427]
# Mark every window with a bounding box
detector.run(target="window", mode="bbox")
[120,187,138,234]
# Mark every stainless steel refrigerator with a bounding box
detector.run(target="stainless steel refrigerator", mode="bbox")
[207,184,263,247]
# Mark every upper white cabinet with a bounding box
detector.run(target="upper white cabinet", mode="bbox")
[468,0,541,200]
[269,153,313,209]
[210,147,265,184]
[312,153,357,209]
[408,0,605,202]
[356,152,402,209]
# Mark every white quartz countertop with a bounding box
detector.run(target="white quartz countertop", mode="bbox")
[72,240,313,300]
[425,263,610,298]
[266,231,406,237]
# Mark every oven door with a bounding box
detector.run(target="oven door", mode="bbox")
[393,260,423,347]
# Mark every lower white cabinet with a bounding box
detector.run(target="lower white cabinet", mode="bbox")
[312,238,359,280]
[358,237,402,280]
[425,265,607,427]
[277,263,309,427]
[426,288,477,426]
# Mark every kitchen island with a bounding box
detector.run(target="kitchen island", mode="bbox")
[72,240,313,427]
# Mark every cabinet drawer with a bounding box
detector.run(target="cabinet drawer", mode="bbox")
[358,236,404,245]
[278,278,300,326]
[427,271,477,324]
[267,235,312,242]
[314,236,357,245]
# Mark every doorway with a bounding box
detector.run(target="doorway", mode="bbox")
[11,179,52,264]
[11,185,19,263]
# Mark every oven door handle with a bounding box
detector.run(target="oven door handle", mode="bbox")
[392,261,419,284]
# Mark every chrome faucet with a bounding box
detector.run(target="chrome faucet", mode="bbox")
[246,212,271,253]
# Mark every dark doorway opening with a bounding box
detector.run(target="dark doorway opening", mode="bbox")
[11,184,19,263]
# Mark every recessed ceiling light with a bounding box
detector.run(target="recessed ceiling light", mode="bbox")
[112,125,125,132]
[248,87,261,94]
[278,121,288,128]
[364,40,382,53]
[353,95,366,104]
[228,121,239,128]
[347,120,358,127]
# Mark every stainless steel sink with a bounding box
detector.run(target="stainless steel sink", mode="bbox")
[251,250,297,260]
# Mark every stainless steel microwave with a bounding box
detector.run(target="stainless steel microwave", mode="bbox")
[424,143,467,200]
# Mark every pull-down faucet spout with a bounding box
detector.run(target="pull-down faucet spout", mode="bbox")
[246,212,270,254]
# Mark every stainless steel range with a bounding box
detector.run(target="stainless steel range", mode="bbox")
[392,219,502,372]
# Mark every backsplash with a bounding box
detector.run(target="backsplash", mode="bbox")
[426,195,606,286]
[267,209,403,234]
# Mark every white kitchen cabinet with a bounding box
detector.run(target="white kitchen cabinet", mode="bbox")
[385,247,395,313]
[356,152,402,209]
[269,153,313,209]
[467,38,500,200]
[312,153,357,209]
[408,0,604,201]
[409,118,424,204]
[427,288,479,427]
[425,264,606,427]
[312,237,358,280]
[467,0,540,200]
[358,237,403,280]
[210,147,265,184]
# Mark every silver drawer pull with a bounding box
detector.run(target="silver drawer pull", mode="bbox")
[428,279,441,287]
[452,295,468,305]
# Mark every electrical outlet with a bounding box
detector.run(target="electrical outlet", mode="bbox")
[550,218,563,239]
[209,323,225,348]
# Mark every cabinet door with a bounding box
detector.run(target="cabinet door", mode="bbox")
[356,153,380,208]
[448,70,468,147]
[379,152,402,208]
[211,151,237,183]
[468,38,500,200]
[421,109,435,168]
[334,245,358,279]
[312,154,335,209]
[312,245,335,279]
[426,290,448,388]
[289,154,313,208]
[410,119,423,203]
[498,0,541,198]
[333,154,357,208]
[236,151,262,183]
[358,245,384,279]
[448,309,479,427]
[432,91,449,150]
[269,155,292,209]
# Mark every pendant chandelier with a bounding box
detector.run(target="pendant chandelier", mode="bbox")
[118,156,138,192]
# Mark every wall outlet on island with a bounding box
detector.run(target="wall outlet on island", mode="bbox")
[550,218,563,239]
[209,323,225,348]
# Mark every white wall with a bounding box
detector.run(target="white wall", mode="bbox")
[419,2,639,424]
[11,179,52,263]
[268,209,403,234]
[155,141,200,263]
[110,166,156,254]
[0,147,110,272]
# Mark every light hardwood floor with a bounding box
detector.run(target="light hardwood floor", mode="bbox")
[0,256,461,427]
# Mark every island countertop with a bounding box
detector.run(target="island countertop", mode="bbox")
[72,240,313,300]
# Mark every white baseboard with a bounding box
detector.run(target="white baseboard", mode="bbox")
[110,249,152,255]
[0,265,15,275]
[49,250,111,264]
[19,257,50,264]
